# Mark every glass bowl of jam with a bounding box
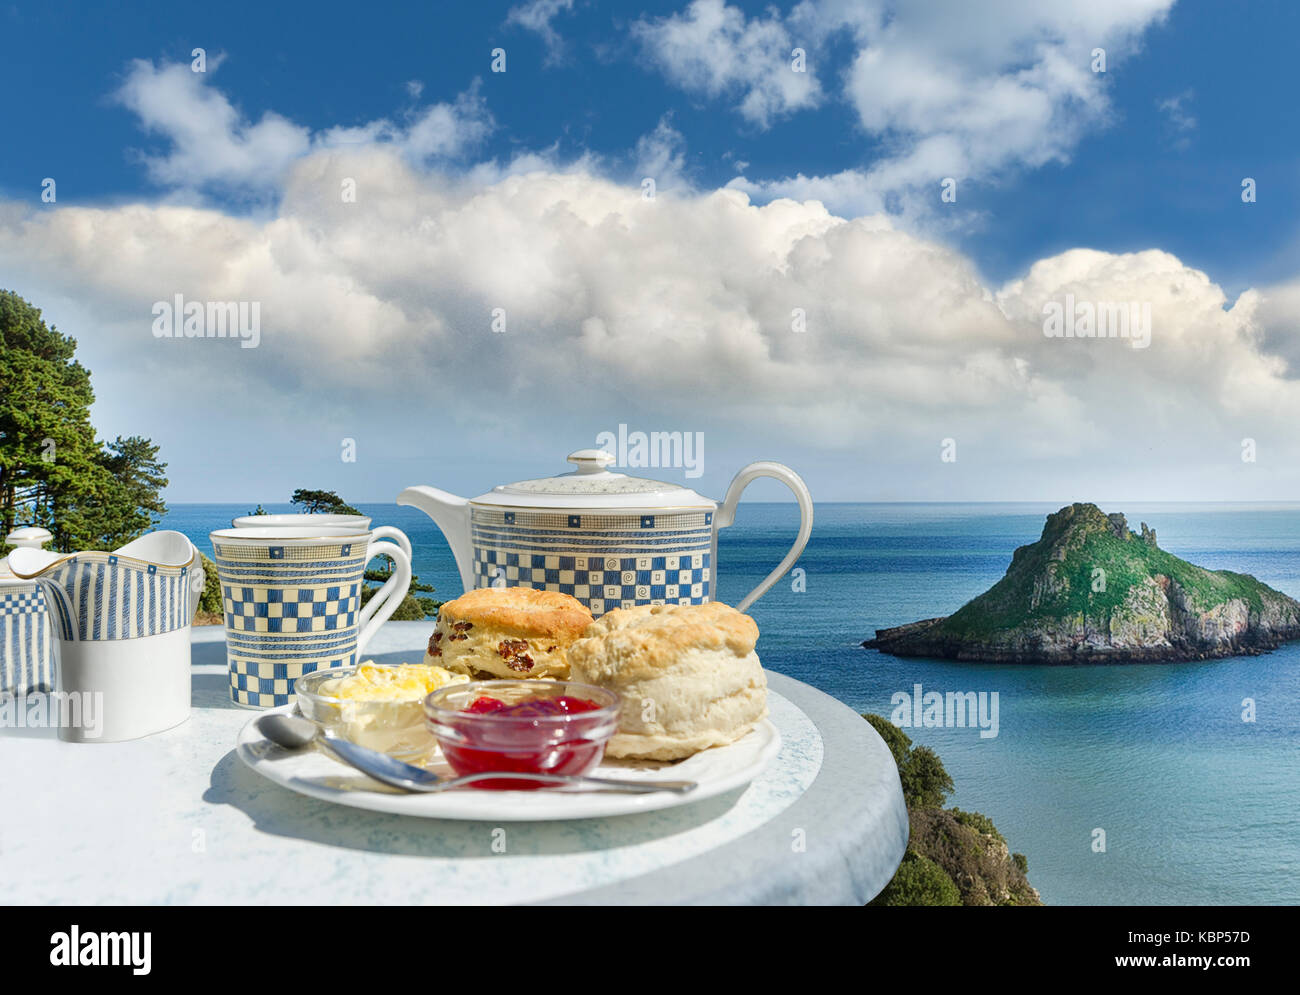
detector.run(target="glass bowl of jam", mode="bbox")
[423,680,621,789]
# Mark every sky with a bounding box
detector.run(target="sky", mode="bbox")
[2,0,1300,504]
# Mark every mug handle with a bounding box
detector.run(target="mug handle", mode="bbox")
[715,461,813,613]
[356,540,412,654]
[370,525,412,563]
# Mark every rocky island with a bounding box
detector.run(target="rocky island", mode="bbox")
[864,503,1300,663]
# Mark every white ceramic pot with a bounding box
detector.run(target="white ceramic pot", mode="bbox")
[7,531,204,742]
[397,449,813,616]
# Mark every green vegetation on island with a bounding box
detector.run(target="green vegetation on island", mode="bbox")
[866,502,1300,663]
[866,714,1041,907]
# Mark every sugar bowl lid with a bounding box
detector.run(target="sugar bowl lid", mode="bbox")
[473,449,715,510]
[2,526,53,583]
[7,526,52,550]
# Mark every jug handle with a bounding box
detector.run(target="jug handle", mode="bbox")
[715,461,813,613]
[356,540,412,654]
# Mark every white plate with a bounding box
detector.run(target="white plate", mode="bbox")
[235,703,782,821]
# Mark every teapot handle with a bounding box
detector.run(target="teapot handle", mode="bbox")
[715,461,813,613]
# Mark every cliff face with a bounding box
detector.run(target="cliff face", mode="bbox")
[865,503,1300,663]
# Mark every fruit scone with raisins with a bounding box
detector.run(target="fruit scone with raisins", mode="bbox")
[423,586,594,680]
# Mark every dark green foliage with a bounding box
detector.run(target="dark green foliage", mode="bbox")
[290,489,361,516]
[907,807,1039,906]
[365,567,434,594]
[198,552,224,615]
[359,585,435,622]
[864,711,910,768]
[901,746,954,810]
[869,850,961,907]
[0,290,167,552]
[953,807,1005,844]
[863,713,953,809]
[363,562,441,619]
[865,713,1040,906]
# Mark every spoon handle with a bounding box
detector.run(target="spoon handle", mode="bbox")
[317,731,697,794]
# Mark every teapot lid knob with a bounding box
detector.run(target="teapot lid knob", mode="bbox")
[567,449,616,474]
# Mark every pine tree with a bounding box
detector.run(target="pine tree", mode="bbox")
[0,290,168,551]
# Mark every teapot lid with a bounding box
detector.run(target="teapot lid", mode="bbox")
[474,449,714,510]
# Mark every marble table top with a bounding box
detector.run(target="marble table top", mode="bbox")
[1,622,908,905]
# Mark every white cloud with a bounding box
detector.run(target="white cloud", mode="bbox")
[506,0,577,63]
[633,0,822,129]
[114,60,494,196]
[115,59,311,193]
[652,0,1174,219]
[1156,88,1197,147]
[5,146,1300,500]
[633,115,688,190]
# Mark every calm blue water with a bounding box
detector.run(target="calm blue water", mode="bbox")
[168,502,1300,905]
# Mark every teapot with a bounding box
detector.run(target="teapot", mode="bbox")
[398,450,812,615]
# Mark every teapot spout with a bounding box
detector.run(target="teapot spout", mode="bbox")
[396,485,475,595]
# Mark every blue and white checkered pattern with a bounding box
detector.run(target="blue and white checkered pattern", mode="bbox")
[227,654,356,708]
[223,583,360,633]
[468,509,715,616]
[473,549,711,616]
[212,539,374,708]
[1,586,54,695]
[0,590,43,615]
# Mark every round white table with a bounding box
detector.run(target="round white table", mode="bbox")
[1,622,908,904]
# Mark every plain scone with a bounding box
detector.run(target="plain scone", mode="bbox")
[424,587,594,679]
[567,601,767,760]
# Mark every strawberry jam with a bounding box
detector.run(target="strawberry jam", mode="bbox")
[464,695,603,717]
[436,692,614,789]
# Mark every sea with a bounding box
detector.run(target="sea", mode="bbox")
[165,501,1300,906]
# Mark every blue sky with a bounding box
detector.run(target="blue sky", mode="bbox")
[5,0,1297,288]
[3,0,1300,504]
